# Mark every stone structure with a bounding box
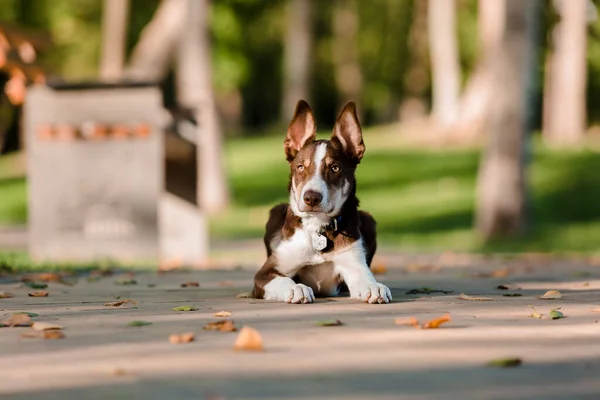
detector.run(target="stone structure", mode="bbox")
[25,82,207,265]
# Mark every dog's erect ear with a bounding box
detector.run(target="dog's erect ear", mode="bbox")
[284,100,317,162]
[331,101,365,163]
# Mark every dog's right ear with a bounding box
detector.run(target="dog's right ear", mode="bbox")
[284,100,317,162]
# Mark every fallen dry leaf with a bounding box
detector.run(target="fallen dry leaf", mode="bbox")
[169,332,195,344]
[43,330,65,339]
[315,319,343,327]
[0,292,14,299]
[421,314,452,329]
[538,290,562,300]
[529,306,543,319]
[233,326,263,351]
[487,357,522,368]
[32,322,63,331]
[214,311,233,317]
[394,317,420,327]
[11,312,38,317]
[406,287,453,295]
[371,264,387,275]
[180,281,200,288]
[592,307,600,313]
[104,299,137,307]
[497,284,510,290]
[235,292,253,299]
[1,314,32,327]
[28,291,48,297]
[458,293,493,301]
[203,320,237,332]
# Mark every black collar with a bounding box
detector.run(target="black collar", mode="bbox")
[323,215,342,232]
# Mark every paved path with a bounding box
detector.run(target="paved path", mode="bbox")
[1,259,600,400]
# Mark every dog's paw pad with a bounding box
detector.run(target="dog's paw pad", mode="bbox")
[287,284,315,304]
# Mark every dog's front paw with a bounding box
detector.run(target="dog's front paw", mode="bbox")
[286,283,315,304]
[355,283,392,304]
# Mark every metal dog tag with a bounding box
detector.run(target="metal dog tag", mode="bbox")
[312,232,327,251]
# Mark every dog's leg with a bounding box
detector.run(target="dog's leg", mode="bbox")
[253,256,315,304]
[332,239,392,304]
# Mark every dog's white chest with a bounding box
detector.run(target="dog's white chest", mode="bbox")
[274,226,327,275]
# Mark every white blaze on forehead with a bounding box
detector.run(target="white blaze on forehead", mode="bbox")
[301,142,329,204]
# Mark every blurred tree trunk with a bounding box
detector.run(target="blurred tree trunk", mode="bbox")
[282,0,313,120]
[177,0,229,214]
[543,0,589,146]
[399,0,429,123]
[451,0,505,141]
[476,0,540,240]
[332,0,362,113]
[100,0,130,80]
[125,0,186,81]
[428,0,460,128]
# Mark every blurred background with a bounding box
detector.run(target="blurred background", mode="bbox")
[1,0,599,267]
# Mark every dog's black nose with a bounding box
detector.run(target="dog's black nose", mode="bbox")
[303,190,323,207]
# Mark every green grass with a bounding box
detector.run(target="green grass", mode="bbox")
[211,128,600,253]
[0,153,27,225]
[2,128,600,255]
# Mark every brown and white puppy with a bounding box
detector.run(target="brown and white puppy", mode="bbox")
[252,100,392,304]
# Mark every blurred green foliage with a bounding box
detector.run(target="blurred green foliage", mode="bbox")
[2,0,600,129]
[3,127,600,253]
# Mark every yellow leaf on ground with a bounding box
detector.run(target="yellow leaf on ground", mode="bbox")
[538,290,562,300]
[529,306,543,319]
[32,322,63,331]
[233,326,263,351]
[213,311,233,317]
[0,292,14,299]
[169,332,195,344]
[458,293,493,301]
[421,314,452,329]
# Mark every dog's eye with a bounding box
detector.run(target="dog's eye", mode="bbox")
[296,164,305,172]
[330,165,340,173]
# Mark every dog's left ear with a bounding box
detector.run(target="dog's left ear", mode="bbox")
[284,100,317,162]
[331,101,365,163]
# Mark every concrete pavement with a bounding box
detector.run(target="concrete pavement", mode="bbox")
[1,258,600,399]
